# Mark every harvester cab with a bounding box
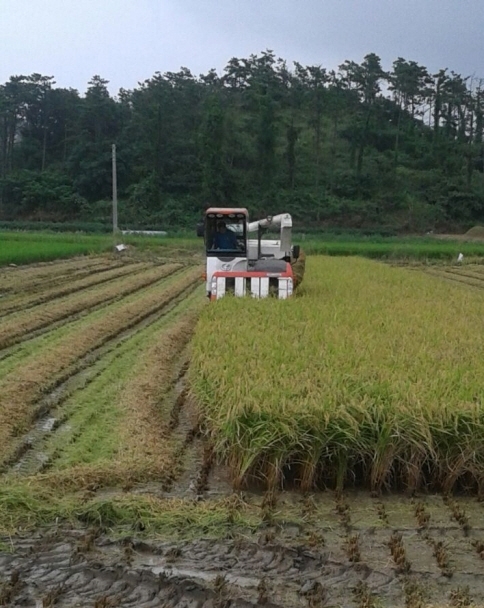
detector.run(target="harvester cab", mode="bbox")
[198,207,300,300]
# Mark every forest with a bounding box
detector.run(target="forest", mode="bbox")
[1,50,484,232]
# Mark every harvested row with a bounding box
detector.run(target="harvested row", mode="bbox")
[38,304,203,491]
[0,263,182,350]
[0,261,148,316]
[6,286,203,478]
[447,266,484,278]
[0,255,121,293]
[0,266,202,466]
[426,267,484,290]
[190,256,484,492]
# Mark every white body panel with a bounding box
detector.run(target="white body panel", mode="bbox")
[247,239,288,260]
[206,256,248,293]
[250,277,269,298]
[210,275,293,300]
[235,277,246,296]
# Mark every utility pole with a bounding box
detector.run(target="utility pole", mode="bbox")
[112,143,118,237]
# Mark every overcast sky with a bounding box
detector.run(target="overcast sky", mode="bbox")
[2,0,484,96]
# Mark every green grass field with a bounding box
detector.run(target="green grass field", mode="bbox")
[0,231,201,266]
[2,229,484,266]
[0,232,113,265]
[298,234,484,259]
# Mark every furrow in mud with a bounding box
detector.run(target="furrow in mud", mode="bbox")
[0,534,305,607]
[155,375,202,495]
[3,282,203,476]
[0,268,202,467]
[205,453,232,497]
[0,261,149,317]
[0,263,184,352]
[40,352,195,474]
[163,434,205,498]
[136,360,209,500]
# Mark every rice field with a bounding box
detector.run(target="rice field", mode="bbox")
[0,230,201,266]
[0,231,113,264]
[300,234,484,259]
[2,249,484,607]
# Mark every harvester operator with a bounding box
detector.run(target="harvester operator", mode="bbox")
[212,220,238,250]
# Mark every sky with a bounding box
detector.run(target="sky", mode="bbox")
[2,0,484,96]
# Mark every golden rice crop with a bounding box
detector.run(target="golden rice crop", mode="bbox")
[190,256,484,493]
[292,250,306,288]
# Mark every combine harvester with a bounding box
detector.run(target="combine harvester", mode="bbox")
[197,207,304,300]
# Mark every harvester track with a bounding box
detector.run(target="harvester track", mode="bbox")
[2,508,484,608]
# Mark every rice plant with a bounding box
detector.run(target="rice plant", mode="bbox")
[190,256,484,492]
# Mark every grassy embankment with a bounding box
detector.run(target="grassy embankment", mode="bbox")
[0,232,113,265]
[191,256,484,492]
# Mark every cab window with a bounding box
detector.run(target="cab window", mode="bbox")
[205,215,246,256]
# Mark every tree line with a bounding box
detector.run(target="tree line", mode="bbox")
[1,51,484,231]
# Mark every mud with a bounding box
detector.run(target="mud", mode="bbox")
[3,495,484,608]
